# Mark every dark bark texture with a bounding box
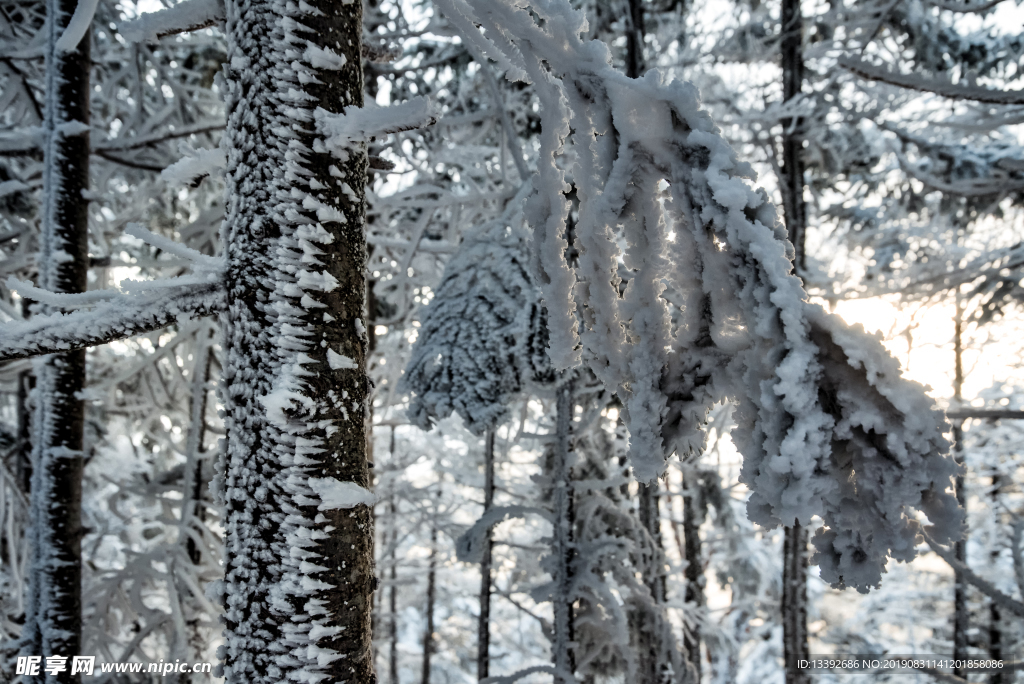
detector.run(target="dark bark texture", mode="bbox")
[20,0,90,679]
[782,523,809,684]
[780,1,809,681]
[477,429,496,680]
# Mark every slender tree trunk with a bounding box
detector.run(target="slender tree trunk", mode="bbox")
[552,380,576,683]
[389,428,400,684]
[780,1,809,681]
[21,0,90,679]
[389,494,399,684]
[421,517,437,684]
[952,288,968,679]
[780,0,806,273]
[625,0,646,79]
[638,480,669,683]
[175,326,214,684]
[989,473,1003,684]
[682,471,705,684]
[219,0,374,680]
[15,369,32,494]
[782,523,809,684]
[477,428,496,680]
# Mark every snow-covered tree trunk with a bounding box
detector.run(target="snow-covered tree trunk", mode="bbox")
[217,0,375,680]
[477,428,495,681]
[217,0,289,675]
[780,0,809,680]
[21,0,90,675]
[551,380,576,683]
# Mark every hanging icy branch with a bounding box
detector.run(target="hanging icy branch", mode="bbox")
[840,56,1024,105]
[119,0,225,43]
[437,0,964,591]
[402,185,553,434]
[0,280,224,361]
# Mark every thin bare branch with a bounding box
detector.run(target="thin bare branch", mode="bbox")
[840,56,1024,105]
[923,530,1024,619]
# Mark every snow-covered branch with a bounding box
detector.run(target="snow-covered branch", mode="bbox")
[436,0,964,591]
[923,530,1024,619]
[119,0,225,43]
[0,280,224,361]
[840,56,1024,105]
[315,97,439,154]
[925,0,1006,12]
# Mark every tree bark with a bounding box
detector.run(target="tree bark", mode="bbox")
[552,380,576,683]
[952,288,968,679]
[782,523,809,684]
[625,0,646,79]
[219,0,374,681]
[682,471,705,684]
[20,0,90,678]
[638,480,669,683]
[477,428,496,681]
[218,0,289,677]
[389,494,399,684]
[989,473,1003,684]
[421,515,437,684]
[780,1,809,681]
[780,0,806,272]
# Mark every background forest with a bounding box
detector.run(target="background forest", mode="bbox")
[0,0,1022,682]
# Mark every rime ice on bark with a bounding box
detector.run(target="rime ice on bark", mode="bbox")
[435,0,963,591]
[21,0,90,672]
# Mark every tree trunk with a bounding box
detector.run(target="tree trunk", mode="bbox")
[780,1,809,681]
[780,0,806,272]
[389,494,399,684]
[552,380,576,683]
[21,0,90,678]
[176,326,214,684]
[15,369,33,494]
[477,428,496,681]
[952,288,968,679]
[390,428,400,684]
[782,523,809,684]
[625,0,646,79]
[637,481,668,683]
[682,471,705,684]
[988,473,1003,684]
[219,0,374,681]
[421,518,437,684]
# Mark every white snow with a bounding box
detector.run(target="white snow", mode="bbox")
[326,349,356,370]
[307,478,377,510]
